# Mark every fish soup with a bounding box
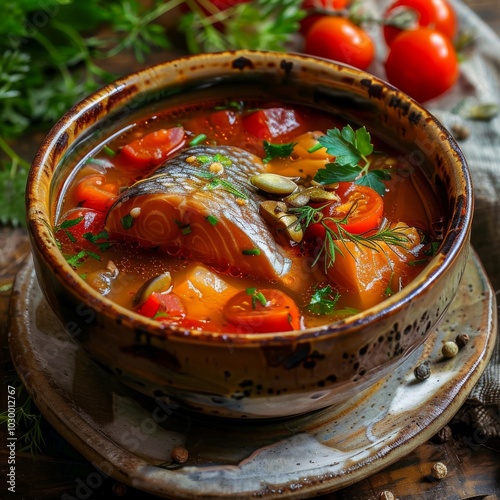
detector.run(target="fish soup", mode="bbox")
[55,99,444,333]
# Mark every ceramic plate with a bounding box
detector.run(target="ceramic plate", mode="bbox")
[8,248,497,499]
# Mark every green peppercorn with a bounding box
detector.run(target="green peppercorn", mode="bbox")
[414,360,431,380]
[442,341,459,358]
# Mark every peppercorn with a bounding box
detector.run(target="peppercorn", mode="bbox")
[450,123,470,141]
[433,425,453,443]
[414,360,431,380]
[455,333,469,349]
[378,491,396,500]
[442,341,459,358]
[431,462,448,479]
[171,446,189,464]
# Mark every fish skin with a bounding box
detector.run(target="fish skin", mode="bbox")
[105,145,292,279]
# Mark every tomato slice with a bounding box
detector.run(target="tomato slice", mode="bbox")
[55,208,106,250]
[243,108,301,141]
[120,127,185,169]
[306,182,384,240]
[137,292,185,319]
[73,174,119,212]
[223,289,301,333]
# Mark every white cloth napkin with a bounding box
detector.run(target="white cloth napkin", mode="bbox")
[370,0,500,436]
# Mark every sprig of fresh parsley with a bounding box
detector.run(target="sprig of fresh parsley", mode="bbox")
[313,125,391,196]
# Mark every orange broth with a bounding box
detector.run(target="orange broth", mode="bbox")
[55,100,444,333]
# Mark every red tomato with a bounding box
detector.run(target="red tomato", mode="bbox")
[383,0,457,46]
[300,0,350,35]
[243,108,301,141]
[304,17,375,70]
[73,174,119,212]
[56,208,106,244]
[305,183,384,240]
[209,109,241,137]
[384,27,459,103]
[120,127,185,169]
[223,289,301,333]
[137,292,185,319]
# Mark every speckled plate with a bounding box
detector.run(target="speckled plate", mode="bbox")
[8,248,497,499]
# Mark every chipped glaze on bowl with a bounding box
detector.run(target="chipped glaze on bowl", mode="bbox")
[26,50,473,419]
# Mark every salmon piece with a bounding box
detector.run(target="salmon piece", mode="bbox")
[326,224,424,310]
[105,145,292,279]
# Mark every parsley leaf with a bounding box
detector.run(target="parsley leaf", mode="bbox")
[262,141,297,163]
[313,125,390,197]
[308,284,340,315]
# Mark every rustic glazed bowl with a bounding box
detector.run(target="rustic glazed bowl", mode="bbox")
[26,50,472,419]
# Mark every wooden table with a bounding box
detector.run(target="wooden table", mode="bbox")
[1,2,499,498]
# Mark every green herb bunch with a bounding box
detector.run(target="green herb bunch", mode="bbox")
[0,0,304,227]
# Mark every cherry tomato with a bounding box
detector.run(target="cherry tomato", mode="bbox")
[383,0,457,46]
[73,174,119,212]
[243,108,301,141]
[300,0,350,35]
[223,289,301,333]
[384,27,459,103]
[304,17,375,71]
[55,208,106,246]
[305,182,384,241]
[120,127,185,169]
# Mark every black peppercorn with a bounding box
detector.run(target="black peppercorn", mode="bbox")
[455,333,469,349]
[414,360,431,380]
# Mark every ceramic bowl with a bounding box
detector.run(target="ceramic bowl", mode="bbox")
[26,50,472,419]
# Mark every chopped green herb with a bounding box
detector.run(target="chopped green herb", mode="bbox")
[385,272,395,297]
[307,284,340,315]
[307,142,323,154]
[313,125,390,196]
[262,141,297,163]
[121,214,134,230]
[79,273,88,280]
[180,224,192,236]
[86,250,102,261]
[206,215,218,226]
[153,311,170,320]
[55,217,83,230]
[197,171,248,199]
[242,248,261,256]
[189,133,207,146]
[66,251,87,268]
[83,231,112,251]
[424,241,440,256]
[0,283,13,293]
[196,155,213,164]
[246,288,267,309]
[103,145,116,156]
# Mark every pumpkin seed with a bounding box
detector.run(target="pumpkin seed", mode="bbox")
[250,173,298,195]
[285,186,339,207]
[133,272,172,306]
[259,200,303,243]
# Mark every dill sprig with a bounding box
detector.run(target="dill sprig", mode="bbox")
[290,203,411,269]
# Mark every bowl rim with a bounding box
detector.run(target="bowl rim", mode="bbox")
[26,49,473,344]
